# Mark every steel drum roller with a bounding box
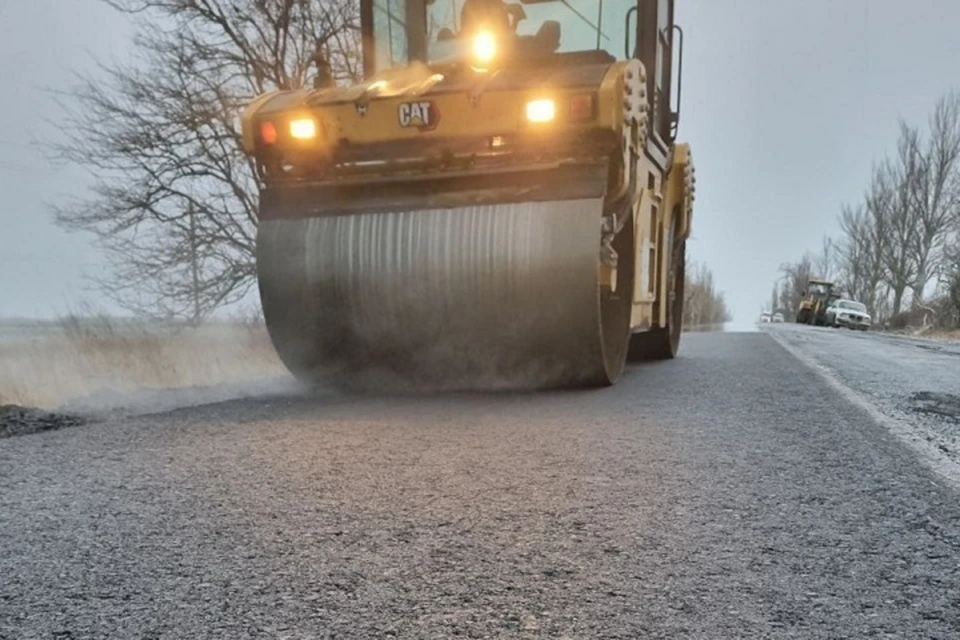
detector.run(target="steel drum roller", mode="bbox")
[256,197,631,391]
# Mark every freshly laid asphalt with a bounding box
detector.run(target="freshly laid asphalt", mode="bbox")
[2,330,959,638]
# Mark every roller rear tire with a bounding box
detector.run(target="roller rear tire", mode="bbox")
[627,217,685,362]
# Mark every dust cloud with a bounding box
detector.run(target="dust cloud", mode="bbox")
[0,319,303,428]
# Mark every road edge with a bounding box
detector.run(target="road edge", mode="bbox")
[763,327,960,491]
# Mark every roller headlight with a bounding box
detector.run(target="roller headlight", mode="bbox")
[472,31,497,65]
[289,117,317,140]
[526,99,556,123]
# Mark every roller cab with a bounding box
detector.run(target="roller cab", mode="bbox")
[241,0,696,390]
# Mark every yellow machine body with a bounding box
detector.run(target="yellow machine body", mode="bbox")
[797,279,836,325]
[240,0,696,389]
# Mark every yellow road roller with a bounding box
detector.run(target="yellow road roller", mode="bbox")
[240,0,696,390]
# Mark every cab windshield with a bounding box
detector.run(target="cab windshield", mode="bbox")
[808,283,831,297]
[370,0,635,72]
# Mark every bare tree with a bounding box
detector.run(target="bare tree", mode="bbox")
[871,147,918,316]
[946,243,960,325]
[682,258,732,328]
[837,205,867,302]
[785,90,960,328]
[777,254,813,320]
[906,91,960,304]
[837,204,879,317]
[50,0,361,319]
[812,235,835,283]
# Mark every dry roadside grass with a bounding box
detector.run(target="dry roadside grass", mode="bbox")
[0,319,288,411]
[880,327,960,344]
[918,329,960,343]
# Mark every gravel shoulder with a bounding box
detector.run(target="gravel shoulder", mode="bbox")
[2,331,960,638]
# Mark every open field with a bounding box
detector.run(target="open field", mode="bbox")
[0,318,287,411]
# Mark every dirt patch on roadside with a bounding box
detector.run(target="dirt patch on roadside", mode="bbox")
[0,404,88,439]
[908,392,960,424]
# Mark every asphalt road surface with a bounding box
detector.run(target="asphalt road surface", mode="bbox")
[766,323,960,481]
[3,330,960,639]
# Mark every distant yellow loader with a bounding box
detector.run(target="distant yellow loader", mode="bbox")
[796,279,838,326]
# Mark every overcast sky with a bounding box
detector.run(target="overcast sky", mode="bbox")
[2,0,960,322]
[0,0,131,319]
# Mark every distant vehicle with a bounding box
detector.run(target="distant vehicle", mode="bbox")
[825,299,871,330]
[760,312,772,323]
[772,312,785,323]
[796,278,839,326]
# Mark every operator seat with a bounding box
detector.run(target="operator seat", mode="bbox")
[533,20,561,52]
[461,0,513,33]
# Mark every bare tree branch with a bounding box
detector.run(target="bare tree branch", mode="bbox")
[872,145,918,316]
[682,258,732,328]
[907,91,960,303]
[47,0,360,320]
[813,235,835,283]
[776,254,813,320]
[837,203,886,318]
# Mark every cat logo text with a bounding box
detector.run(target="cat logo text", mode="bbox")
[398,101,440,132]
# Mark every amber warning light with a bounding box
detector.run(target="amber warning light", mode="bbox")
[569,94,594,120]
[260,121,278,145]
